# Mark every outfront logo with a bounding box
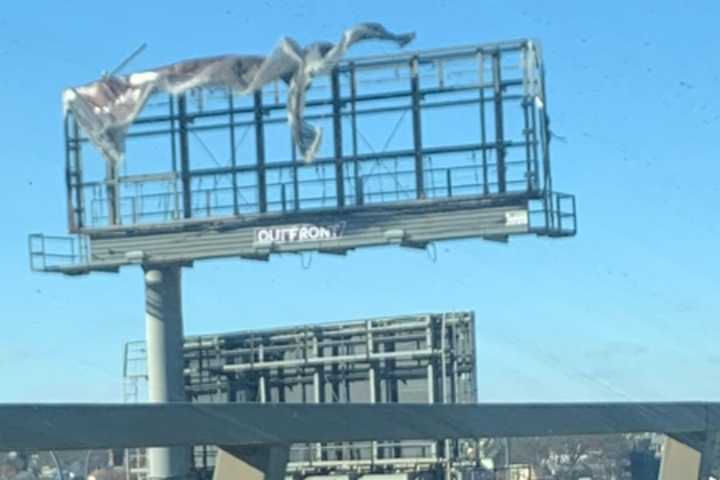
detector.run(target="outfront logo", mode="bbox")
[254,223,346,245]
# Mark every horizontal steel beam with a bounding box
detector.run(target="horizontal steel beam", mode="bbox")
[220,349,438,372]
[0,402,717,451]
[339,38,535,70]
[40,197,536,275]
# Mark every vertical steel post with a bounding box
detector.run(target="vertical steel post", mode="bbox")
[331,344,341,402]
[258,344,267,403]
[477,53,489,196]
[312,336,322,462]
[366,320,377,465]
[229,94,240,216]
[169,96,180,220]
[440,315,449,467]
[450,323,460,463]
[169,96,178,173]
[330,344,343,461]
[539,64,554,195]
[106,161,119,226]
[131,197,138,224]
[426,323,435,404]
[536,62,554,230]
[410,57,425,199]
[205,190,212,217]
[178,95,192,219]
[529,96,540,192]
[522,47,534,193]
[525,43,541,194]
[426,321,438,461]
[277,367,286,402]
[350,64,361,206]
[254,91,267,213]
[384,334,401,460]
[356,177,364,206]
[522,99,533,192]
[291,136,300,211]
[64,116,75,231]
[491,51,507,193]
[331,68,345,208]
[144,265,190,480]
[67,117,85,230]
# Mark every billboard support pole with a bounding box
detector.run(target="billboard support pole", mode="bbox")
[144,265,190,480]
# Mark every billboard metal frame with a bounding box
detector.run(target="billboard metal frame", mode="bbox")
[125,312,477,478]
[30,38,575,275]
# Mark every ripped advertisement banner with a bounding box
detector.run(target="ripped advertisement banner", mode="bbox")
[64,23,414,167]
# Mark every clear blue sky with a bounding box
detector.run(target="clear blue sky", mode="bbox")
[0,0,719,403]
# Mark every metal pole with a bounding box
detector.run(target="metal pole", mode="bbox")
[291,133,300,211]
[366,320,377,466]
[178,95,192,219]
[331,68,345,208]
[529,93,540,192]
[169,96,180,220]
[259,344,267,403]
[491,51,507,194]
[65,116,79,231]
[313,336,322,462]
[106,160,119,226]
[144,265,190,480]
[229,94,239,216]
[254,91,267,213]
[350,64,361,206]
[410,57,425,199]
[70,120,86,230]
[477,53,489,196]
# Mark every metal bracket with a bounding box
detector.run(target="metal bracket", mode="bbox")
[401,239,429,250]
[318,248,350,256]
[483,235,509,243]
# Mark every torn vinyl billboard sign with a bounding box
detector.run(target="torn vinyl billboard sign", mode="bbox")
[63,23,414,167]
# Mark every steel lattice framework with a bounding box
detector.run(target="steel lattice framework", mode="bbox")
[30,39,575,275]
